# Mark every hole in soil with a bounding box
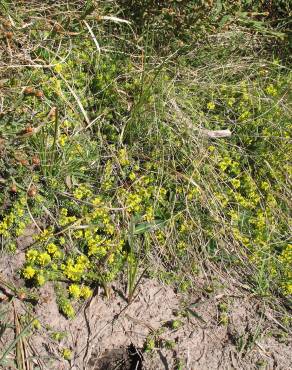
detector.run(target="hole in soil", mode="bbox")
[88,343,144,370]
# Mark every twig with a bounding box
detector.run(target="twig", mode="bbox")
[83,20,100,55]
[170,99,232,138]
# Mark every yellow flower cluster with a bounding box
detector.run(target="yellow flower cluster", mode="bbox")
[101,161,115,191]
[46,243,62,259]
[73,184,92,200]
[68,284,93,299]
[58,134,68,147]
[26,249,39,263]
[59,208,77,226]
[85,231,107,256]
[23,247,56,286]
[23,265,36,279]
[73,230,83,239]
[144,206,154,222]
[22,265,46,286]
[0,215,13,237]
[62,348,72,360]
[265,84,277,96]
[125,193,143,213]
[219,157,232,172]
[186,186,200,201]
[180,220,193,233]
[68,284,81,298]
[207,102,215,110]
[0,197,27,238]
[230,178,240,189]
[38,252,51,266]
[87,207,114,235]
[61,256,89,281]
[36,271,46,286]
[279,244,292,265]
[118,148,129,166]
[279,244,292,295]
[117,173,160,215]
[34,228,54,242]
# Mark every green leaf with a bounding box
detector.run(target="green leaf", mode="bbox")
[185,308,206,324]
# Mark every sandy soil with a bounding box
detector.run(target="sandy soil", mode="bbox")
[0,230,291,369]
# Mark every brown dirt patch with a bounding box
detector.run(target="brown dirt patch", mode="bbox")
[0,233,291,369]
[1,272,291,369]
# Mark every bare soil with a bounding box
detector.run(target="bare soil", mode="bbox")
[0,232,291,369]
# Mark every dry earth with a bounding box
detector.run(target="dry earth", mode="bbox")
[0,228,291,370]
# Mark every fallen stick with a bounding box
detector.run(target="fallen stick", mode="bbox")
[200,128,232,138]
[170,99,232,138]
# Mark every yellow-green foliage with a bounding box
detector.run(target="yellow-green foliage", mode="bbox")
[0,1,291,319]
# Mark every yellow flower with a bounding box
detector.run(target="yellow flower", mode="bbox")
[73,230,83,239]
[207,102,215,110]
[16,208,24,217]
[283,283,292,295]
[92,196,103,206]
[51,263,58,270]
[76,255,90,267]
[59,236,66,245]
[46,243,58,254]
[62,348,72,360]
[23,265,36,279]
[227,97,235,107]
[129,172,136,181]
[187,187,200,200]
[36,272,46,286]
[54,63,63,73]
[7,243,16,253]
[68,284,81,299]
[62,259,85,281]
[105,224,115,235]
[15,221,26,236]
[26,249,39,263]
[32,319,41,330]
[60,119,71,128]
[60,208,68,216]
[58,134,68,147]
[53,249,62,259]
[126,193,142,212]
[36,228,53,242]
[88,244,107,257]
[265,84,277,96]
[0,220,9,236]
[230,178,240,189]
[279,244,292,264]
[177,241,186,250]
[80,286,93,299]
[38,252,51,266]
[261,181,270,191]
[59,213,77,226]
[73,184,92,200]
[219,157,232,171]
[145,206,154,222]
[108,253,115,264]
[118,148,129,166]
